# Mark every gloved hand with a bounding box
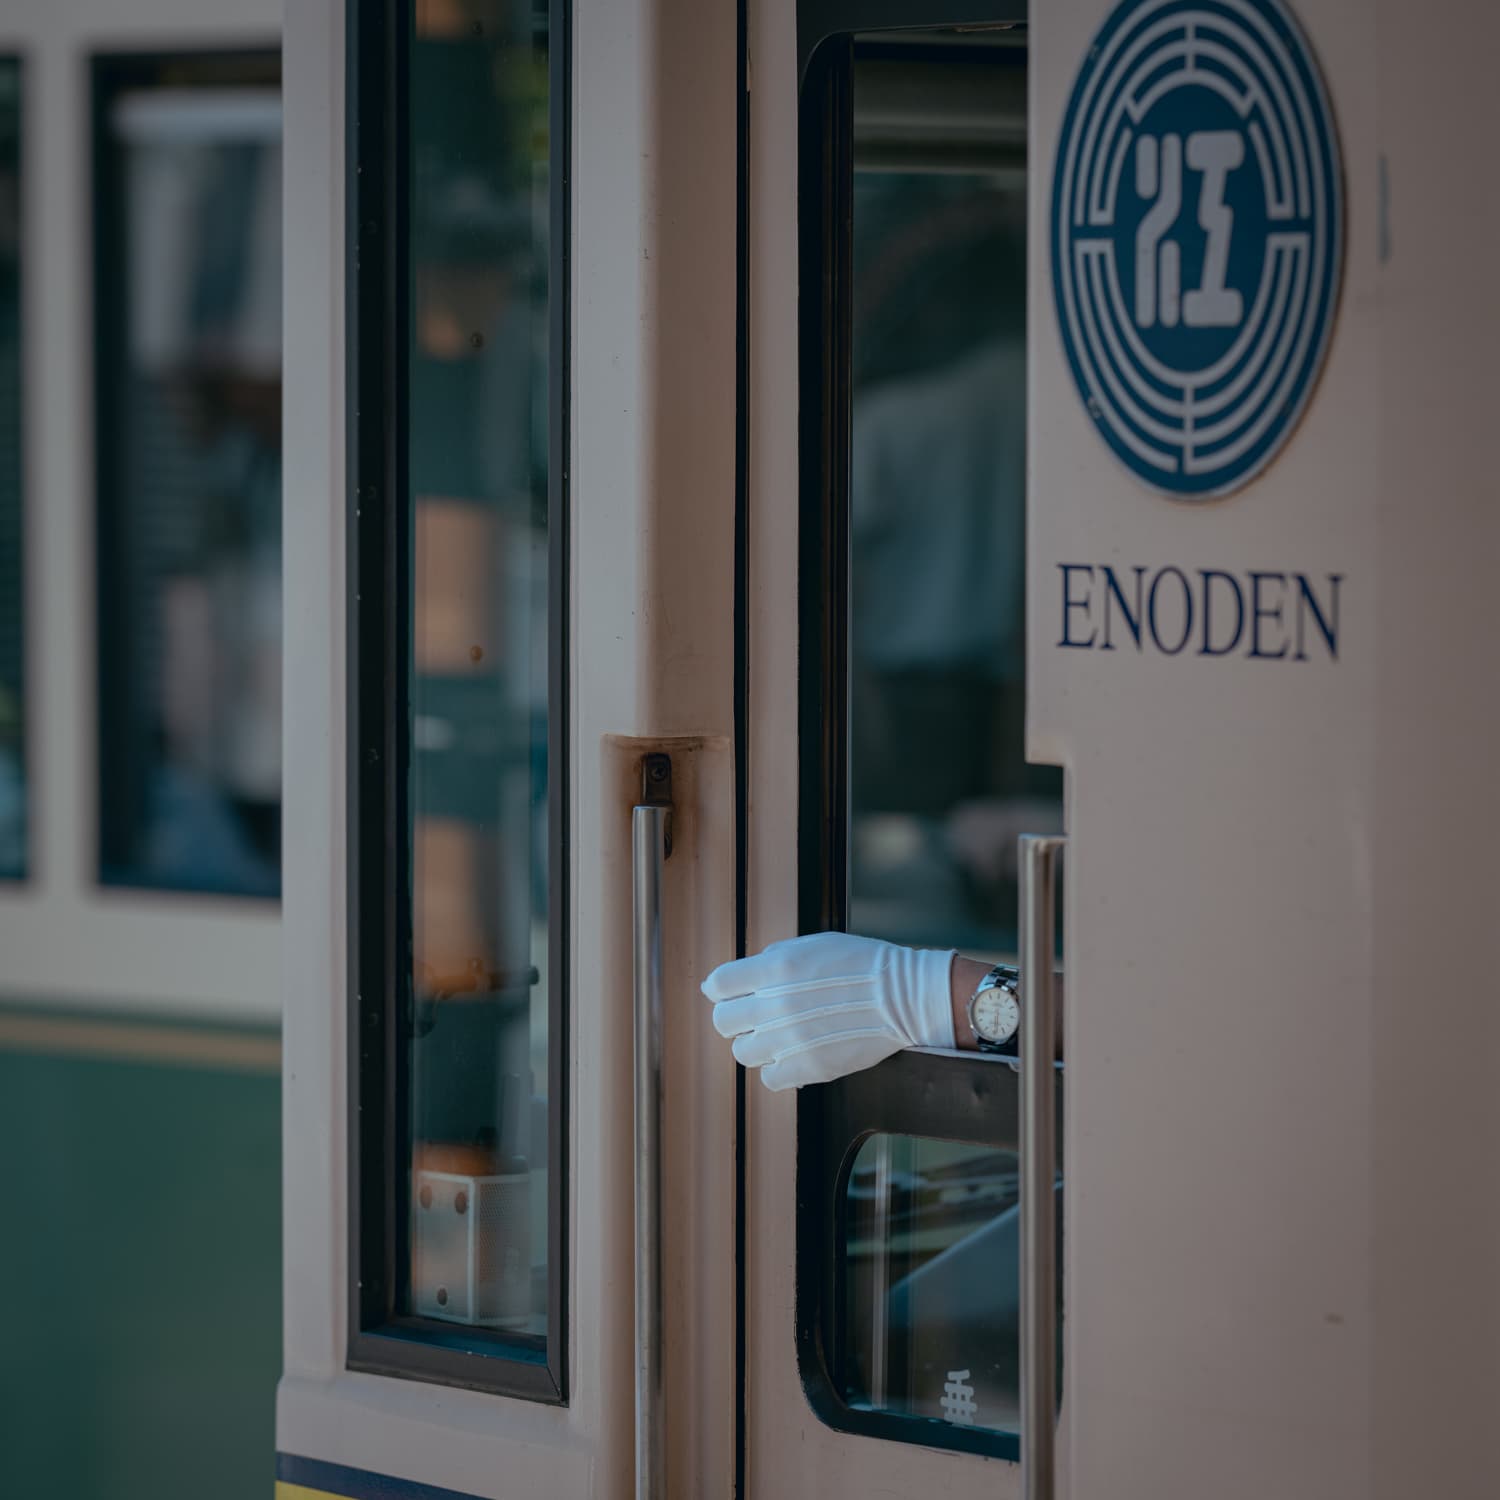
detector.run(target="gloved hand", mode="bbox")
[700,932,956,1091]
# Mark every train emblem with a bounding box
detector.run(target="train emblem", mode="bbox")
[1051,0,1343,497]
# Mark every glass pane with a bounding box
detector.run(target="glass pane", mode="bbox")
[843,1133,1058,1436]
[847,32,1061,958]
[0,61,21,879]
[403,0,552,1345]
[95,56,283,895]
[826,30,1064,1457]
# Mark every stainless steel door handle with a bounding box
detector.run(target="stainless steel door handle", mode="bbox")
[632,754,672,1500]
[1020,835,1064,1500]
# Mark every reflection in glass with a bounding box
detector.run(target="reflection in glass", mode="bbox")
[95,56,282,895]
[843,1133,1057,1436]
[838,32,1063,1450]
[403,0,552,1345]
[0,62,21,878]
[847,34,1061,957]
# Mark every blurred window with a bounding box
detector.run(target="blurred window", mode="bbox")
[847,42,1061,955]
[0,61,23,880]
[93,52,282,897]
[349,0,564,1398]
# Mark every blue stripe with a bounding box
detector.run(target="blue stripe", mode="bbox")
[277,1453,484,1500]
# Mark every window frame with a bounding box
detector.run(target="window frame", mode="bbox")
[795,0,1035,1460]
[90,46,285,900]
[345,0,572,1402]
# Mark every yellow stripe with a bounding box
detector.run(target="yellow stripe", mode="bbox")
[276,1484,343,1500]
[0,1012,279,1072]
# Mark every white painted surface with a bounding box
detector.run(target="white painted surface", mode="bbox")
[1029,2,1500,1496]
[0,0,281,1023]
[277,0,343,1397]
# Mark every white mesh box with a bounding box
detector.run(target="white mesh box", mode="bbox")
[412,1169,530,1327]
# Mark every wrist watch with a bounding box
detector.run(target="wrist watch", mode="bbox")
[967,964,1021,1055]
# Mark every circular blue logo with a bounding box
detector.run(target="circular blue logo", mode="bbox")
[1051,0,1343,497]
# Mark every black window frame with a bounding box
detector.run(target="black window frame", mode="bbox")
[795,0,1036,1461]
[346,0,571,1402]
[91,46,284,899]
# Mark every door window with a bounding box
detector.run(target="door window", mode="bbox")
[348,0,568,1400]
[797,14,1057,1458]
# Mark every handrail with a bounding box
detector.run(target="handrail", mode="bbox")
[1019,835,1064,1500]
[632,800,669,1500]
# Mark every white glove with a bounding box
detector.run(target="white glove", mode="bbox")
[700,932,956,1091]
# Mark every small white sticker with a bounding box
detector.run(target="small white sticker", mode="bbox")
[941,1369,978,1426]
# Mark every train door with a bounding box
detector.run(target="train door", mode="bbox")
[743,5,1058,1494]
[279,1,1500,1499]
[749,2,1500,1496]
[278,0,740,1495]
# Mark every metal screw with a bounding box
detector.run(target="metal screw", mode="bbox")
[455,1190,469,1215]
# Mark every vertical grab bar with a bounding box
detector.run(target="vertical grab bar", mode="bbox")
[632,800,669,1500]
[1020,835,1064,1500]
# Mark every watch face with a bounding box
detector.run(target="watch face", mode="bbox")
[974,986,1020,1045]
